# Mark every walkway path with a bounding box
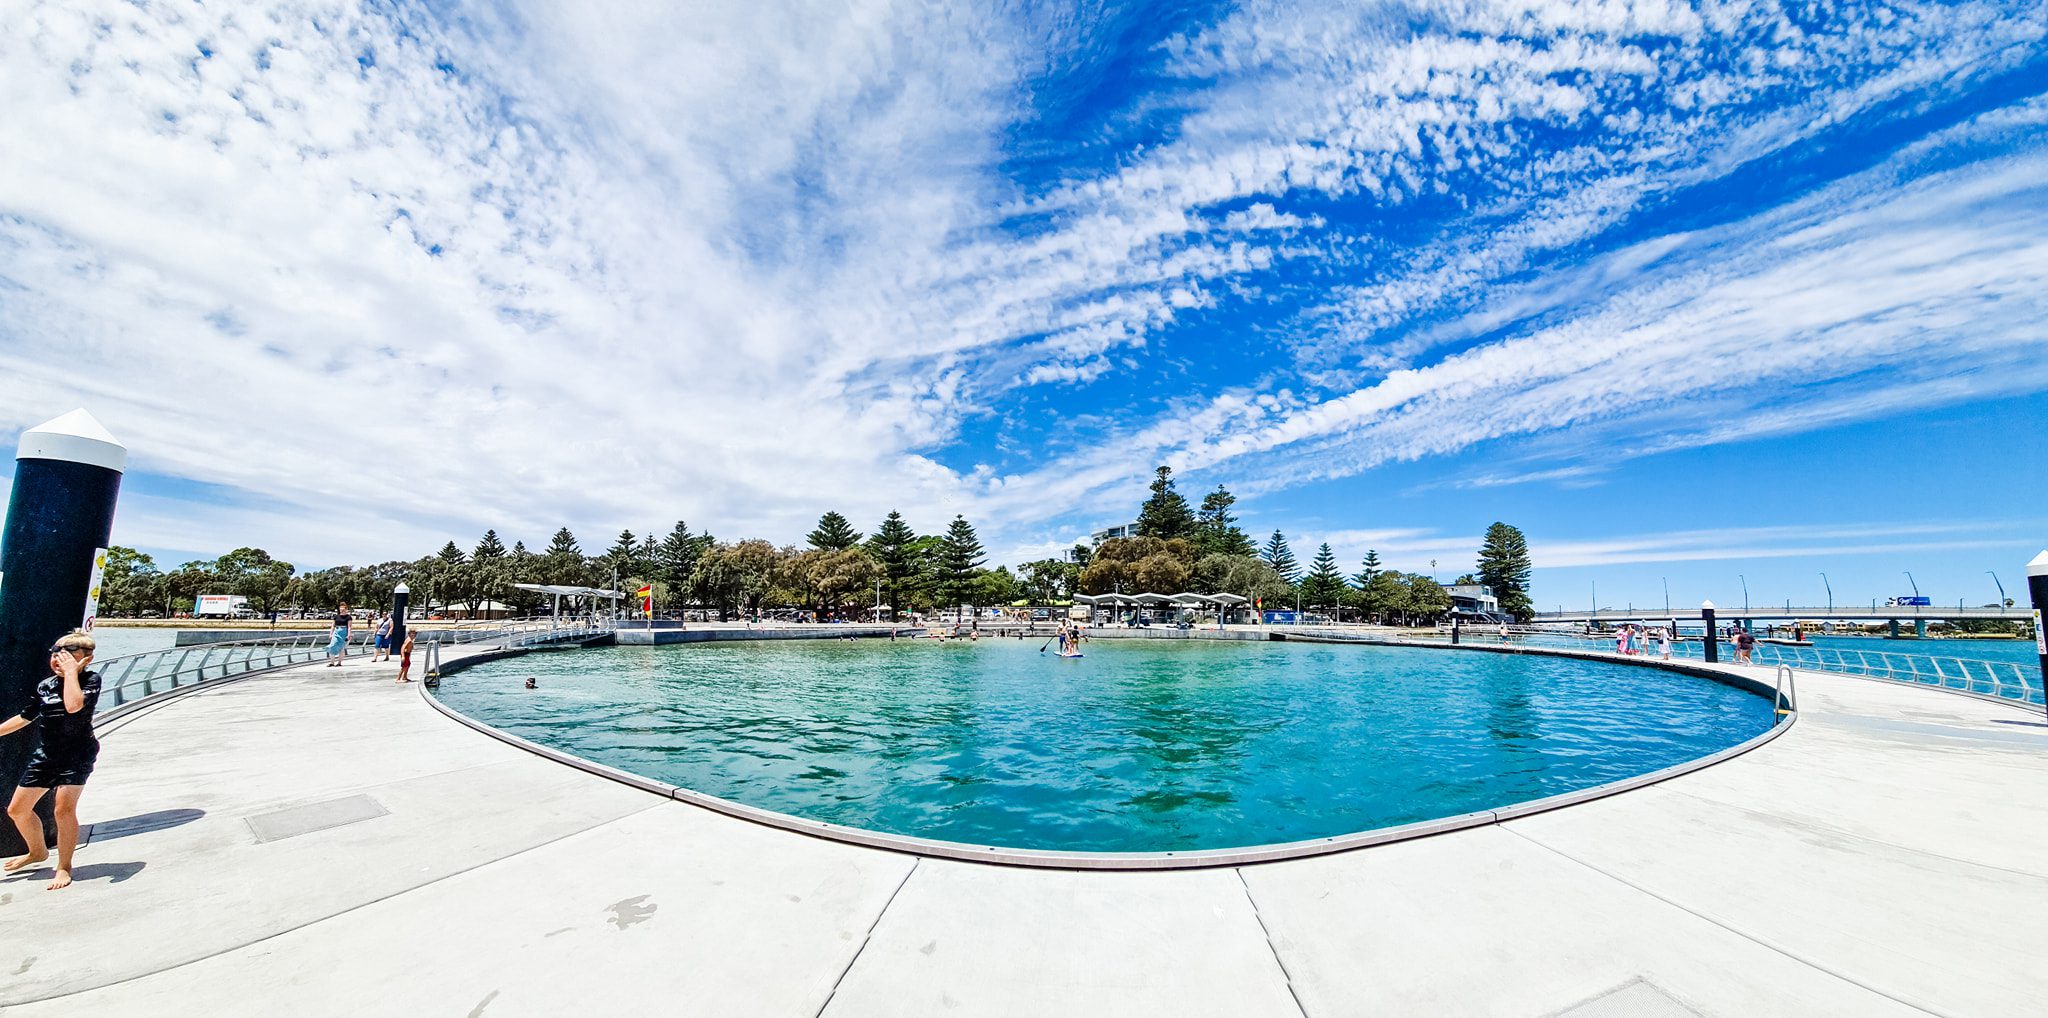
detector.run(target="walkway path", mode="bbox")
[3,647,2045,1016]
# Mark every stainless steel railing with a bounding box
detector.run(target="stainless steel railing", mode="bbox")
[1407,627,2039,705]
[91,615,617,716]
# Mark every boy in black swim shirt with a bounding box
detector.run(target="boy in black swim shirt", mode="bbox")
[1,630,102,891]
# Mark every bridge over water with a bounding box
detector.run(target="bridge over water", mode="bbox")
[1533,604,2028,624]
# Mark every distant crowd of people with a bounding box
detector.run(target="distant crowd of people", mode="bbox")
[1611,623,1674,660]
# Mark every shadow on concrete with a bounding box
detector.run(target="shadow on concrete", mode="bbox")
[1988,719,2048,730]
[1,860,146,885]
[84,808,205,844]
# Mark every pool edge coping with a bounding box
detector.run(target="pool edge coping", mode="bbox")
[416,638,1799,870]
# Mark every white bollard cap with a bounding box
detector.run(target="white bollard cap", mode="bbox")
[18,409,126,472]
[2029,551,2048,578]
[1701,600,1715,610]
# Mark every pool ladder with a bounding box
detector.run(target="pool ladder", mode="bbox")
[1774,663,1799,722]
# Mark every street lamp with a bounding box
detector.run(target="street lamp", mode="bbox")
[1738,574,1749,614]
[1820,572,1833,613]
[1988,570,2007,607]
[1904,571,1920,598]
[1661,577,1669,616]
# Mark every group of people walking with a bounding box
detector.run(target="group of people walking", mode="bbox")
[322,603,416,681]
[1612,624,1673,660]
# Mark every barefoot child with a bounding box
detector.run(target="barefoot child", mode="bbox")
[395,629,417,683]
[1,631,102,891]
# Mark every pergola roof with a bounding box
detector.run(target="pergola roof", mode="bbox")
[511,583,627,598]
[1074,591,1252,605]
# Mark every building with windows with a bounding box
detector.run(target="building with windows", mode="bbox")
[1091,521,1139,543]
[1446,584,1501,617]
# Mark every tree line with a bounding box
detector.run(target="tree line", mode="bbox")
[94,512,1022,622]
[1049,466,1536,624]
[93,466,1535,624]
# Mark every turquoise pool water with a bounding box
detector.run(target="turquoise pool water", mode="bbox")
[437,639,1773,853]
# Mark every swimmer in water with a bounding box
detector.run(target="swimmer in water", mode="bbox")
[524,677,537,689]
[1,631,103,890]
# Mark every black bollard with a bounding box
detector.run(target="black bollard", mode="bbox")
[390,582,410,660]
[2028,552,2047,721]
[1451,616,1461,645]
[1701,601,1719,663]
[0,410,125,855]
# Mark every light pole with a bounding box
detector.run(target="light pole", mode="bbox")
[1820,572,1833,613]
[1661,577,1669,616]
[1904,571,1920,599]
[1988,570,2006,607]
[1738,574,1749,615]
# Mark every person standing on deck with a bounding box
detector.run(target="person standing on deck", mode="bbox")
[325,603,351,667]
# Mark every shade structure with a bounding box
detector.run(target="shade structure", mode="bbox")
[1131,593,1176,605]
[1206,593,1250,604]
[511,583,627,599]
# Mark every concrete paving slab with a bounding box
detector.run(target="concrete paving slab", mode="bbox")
[1507,779,2048,1016]
[1241,825,1918,1017]
[6,640,2045,1016]
[821,860,1301,1018]
[0,660,657,1004]
[8,803,915,1018]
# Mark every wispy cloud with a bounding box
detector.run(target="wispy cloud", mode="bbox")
[0,0,2043,567]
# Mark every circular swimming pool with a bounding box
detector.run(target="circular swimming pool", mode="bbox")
[435,638,1772,854]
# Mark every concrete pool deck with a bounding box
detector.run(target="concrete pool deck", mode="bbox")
[4,646,2046,1016]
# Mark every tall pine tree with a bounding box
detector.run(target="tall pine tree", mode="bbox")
[866,511,919,618]
[1194,485,1255,557]
[1475,522,1535,621]
[1352,549,1382,590]
[601,529,638,584]
[1261,529,1300,583]
[473,530,507,560]
[657,522,702,600]
[1135,466,1195,540]
[1302,543,1346,609]
[543,527,588,586]
[807,511,862,551]
[940,515,986,605]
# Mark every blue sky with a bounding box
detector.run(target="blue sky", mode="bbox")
[1,0,2045,611]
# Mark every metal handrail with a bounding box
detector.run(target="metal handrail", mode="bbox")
[1391,627,2039,705]
[1774,664,1798,720]
[88,615,617,714]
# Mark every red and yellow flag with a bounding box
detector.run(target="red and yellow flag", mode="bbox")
[636,584,654,617]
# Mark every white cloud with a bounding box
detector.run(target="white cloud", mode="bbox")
[0,0,2042,572]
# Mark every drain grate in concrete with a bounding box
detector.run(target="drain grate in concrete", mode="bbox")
[246,794,389,844]
[1551,978,1704,1018]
